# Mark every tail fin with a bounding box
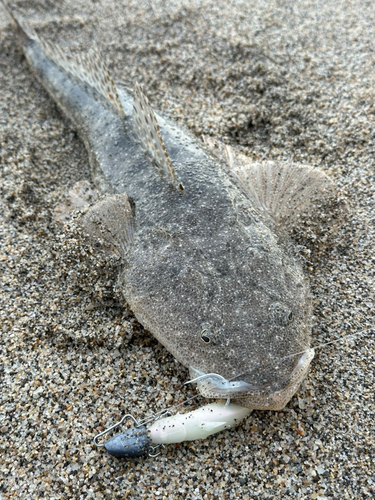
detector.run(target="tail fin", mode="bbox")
[1,0,35,43]
[2,1,125,116]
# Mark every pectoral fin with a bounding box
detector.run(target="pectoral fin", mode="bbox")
[203,136,336,228]
[81,194,135,256]
[54,180,98,222]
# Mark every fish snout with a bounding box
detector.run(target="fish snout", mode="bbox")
[187,367,258,397]
[188,348,315,408]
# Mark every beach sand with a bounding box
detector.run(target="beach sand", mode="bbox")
[0,1,374,498]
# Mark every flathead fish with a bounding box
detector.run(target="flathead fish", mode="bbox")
[4,5,336,411]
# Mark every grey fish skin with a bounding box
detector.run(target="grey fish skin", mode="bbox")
[6,8,333,410]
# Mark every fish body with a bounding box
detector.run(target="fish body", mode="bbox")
[4,5,334,410]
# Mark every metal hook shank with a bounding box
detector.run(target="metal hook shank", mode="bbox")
[93,414,139,447]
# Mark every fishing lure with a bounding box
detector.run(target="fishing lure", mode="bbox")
[94,401,251,458]
[93,329,371,459]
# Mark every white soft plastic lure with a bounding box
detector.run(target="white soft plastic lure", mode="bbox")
[98,402,252,458]
[148,402,252,444]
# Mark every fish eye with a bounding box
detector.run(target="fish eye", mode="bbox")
[200,329,211,344]
[269,302,294,326]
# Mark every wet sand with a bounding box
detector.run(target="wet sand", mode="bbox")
[0,1,374,499]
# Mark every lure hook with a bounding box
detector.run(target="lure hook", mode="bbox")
[148,444,166,458]
[93,414,139,447]
[93,409,174,459]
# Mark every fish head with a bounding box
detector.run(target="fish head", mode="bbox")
[188,348,314,411]
[125,219,313,411]
[183,272,314,410]
[187,257,314,410]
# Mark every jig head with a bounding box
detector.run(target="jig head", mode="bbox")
[93,412,170,458]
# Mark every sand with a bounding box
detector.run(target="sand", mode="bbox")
[0,0,374,499]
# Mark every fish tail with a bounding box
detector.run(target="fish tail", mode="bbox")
[2,1,125,117]
[1,0,35,44]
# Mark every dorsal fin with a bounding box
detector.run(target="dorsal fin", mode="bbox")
[203,136,335,227]
[132,83,178,186]
[40,43,125,117]
[4,3,125,116]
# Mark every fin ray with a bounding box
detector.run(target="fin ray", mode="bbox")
[133,83,178,185]
[4,4,124,116]
[38,40,125,116]
[81,194,135,256]
[203,136,335,227]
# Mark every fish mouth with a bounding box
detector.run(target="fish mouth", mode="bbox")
[188,349,315,407]
[187,368,258,396]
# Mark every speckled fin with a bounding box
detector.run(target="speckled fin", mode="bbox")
[204,137,335,227]
[133,83,178,185]
[81,194,135,256]
[4,4,124,116]
[42,44,124,116]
